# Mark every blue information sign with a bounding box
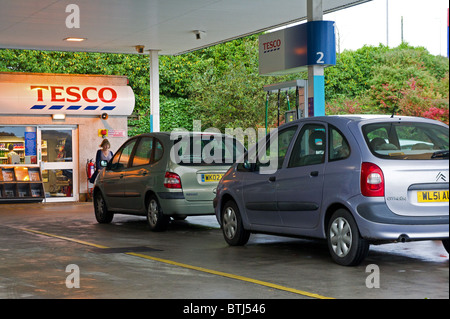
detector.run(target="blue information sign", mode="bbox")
[24,131,37,156]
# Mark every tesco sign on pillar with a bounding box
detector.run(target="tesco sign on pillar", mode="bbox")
[0,83,134,115]
[259,21,336,76]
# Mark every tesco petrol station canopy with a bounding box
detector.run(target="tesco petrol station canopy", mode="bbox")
[0,0,372,56]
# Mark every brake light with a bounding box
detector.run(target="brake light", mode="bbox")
[164,172,182,189]
[361,162,384,197]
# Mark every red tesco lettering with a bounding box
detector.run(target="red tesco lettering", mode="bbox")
[31,86,117,103]
[263,39,282,51]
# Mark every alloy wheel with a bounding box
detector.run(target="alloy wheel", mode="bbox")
[148,199,159,226]
[223,206,237,239]
[329,217,352,257]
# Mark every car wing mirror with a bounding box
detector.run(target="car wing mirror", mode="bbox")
[243,160,255,172]
[100,160,109,167]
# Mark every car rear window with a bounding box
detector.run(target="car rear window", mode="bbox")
[362,122,449,160]
[172,135,244,166]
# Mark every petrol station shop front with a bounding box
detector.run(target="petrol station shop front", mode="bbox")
[0,72,135,203]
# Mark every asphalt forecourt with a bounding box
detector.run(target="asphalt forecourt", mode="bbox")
[0,202,448,304]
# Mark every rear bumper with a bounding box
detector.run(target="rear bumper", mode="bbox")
[355,202,449,241]
[158,192,215,216]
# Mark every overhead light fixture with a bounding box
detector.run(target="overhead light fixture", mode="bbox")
[135,45,145,54]
[64,37,87,42]
[193,30,206,40]
[52,114,66,120]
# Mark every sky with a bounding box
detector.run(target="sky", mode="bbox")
[324,0,449,56]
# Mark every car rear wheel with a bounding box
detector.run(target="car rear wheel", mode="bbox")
[94,191,114,224]
[146,195,169,232]
[327,209,369,266]
[221,200,250,246]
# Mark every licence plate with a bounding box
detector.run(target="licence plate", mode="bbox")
[201,174,223,183]
[417,190,449,203]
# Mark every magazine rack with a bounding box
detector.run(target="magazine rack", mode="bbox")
[0,166,45,203]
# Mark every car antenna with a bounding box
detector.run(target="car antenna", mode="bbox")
[391,105,397,118]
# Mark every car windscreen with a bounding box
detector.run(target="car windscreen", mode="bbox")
[171,135,245,165]
[362,122,449,160]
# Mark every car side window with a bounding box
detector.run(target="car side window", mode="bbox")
[256,126,297,171]
[288,124,326,168]
[132,137,153,167]
[110,139,137,170]
[329,125,350,161]
[154,138,164,162]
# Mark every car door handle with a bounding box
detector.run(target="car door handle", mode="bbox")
[119,174,124,179]
[310,171,319,177]
[268,176,276,182]
[139,170,148,176]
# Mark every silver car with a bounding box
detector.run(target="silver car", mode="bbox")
[214,115,449,266]
[94,132,244,231]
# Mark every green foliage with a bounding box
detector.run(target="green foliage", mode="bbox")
[326,43,449,124]
[325,44,388,100]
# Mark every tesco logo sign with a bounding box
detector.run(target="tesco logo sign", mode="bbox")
[262,39,282,53]
[30,85,117,103]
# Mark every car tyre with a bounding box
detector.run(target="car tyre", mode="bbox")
[94,191,114,224]
[442,239,449,254]
[146,195,169,232]
[327,209,369,266]
[221,200,250,246]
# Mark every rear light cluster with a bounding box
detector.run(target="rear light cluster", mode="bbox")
[164,172,182,189]
[361,162,384,197]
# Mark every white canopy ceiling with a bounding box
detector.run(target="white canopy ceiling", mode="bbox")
[1,0,371,55]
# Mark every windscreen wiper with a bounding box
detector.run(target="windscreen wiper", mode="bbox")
[431,150,449,159]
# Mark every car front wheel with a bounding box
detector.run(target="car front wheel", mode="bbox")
[146,195,169,232]
[221,200,250,246]
[327,209,369,266]
[94,191,114,224]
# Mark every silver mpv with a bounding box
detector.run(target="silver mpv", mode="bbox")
[214,115,449,266]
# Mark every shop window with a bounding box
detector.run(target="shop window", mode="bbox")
[0,126,37,165]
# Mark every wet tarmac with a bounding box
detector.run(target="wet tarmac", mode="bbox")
[0,202,448,300]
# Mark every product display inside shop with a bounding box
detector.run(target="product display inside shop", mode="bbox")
[0,126,74,201]
[0,126,36,165]
[0,166,44,202]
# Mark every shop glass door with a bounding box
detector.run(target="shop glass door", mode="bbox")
[38,127,77,202]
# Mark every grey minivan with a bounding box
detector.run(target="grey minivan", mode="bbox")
[94,132,244,231]
[214,115,449,266]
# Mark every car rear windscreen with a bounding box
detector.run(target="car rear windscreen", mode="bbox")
[171,135,245,165]
[362,122,449,160]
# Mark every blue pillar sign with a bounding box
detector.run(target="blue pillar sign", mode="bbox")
[306,21,336,66]
[259,21,336,76]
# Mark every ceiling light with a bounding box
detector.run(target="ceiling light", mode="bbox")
[52,114,66,120]
[63,37,86,42]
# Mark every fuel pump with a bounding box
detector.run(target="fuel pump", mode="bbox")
[263,80,308,133]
